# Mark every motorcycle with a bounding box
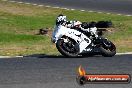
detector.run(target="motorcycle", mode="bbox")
[51,16,116,57]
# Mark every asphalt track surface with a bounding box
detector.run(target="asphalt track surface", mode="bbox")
[0,54,132,88]
[14,0,132,15]
[1,0,132,88]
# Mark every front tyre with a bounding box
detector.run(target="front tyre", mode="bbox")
[56,38,79,57]
[100,40,116,57]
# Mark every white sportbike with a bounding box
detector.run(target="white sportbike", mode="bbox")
[51,17,116,57]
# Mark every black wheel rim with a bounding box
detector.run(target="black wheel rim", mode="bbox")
[59,39,79,55]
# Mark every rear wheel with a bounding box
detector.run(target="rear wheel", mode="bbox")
[100,39,116,57]
[56,38,79,57]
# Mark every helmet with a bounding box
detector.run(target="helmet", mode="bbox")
[56,14,67,25]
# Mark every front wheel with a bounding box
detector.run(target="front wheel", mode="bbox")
[56,38,80,57]
[100,39,116,57]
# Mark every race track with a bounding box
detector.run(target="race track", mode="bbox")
[1,0,132,88]
[0,55,132,88]
[13,0,132,15]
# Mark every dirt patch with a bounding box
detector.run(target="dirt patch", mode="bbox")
[114,38,132,52]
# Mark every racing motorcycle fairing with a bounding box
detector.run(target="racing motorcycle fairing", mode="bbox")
[52,25,91,53]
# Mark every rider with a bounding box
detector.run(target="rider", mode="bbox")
[56,14,98,38]
[56,14,82,28]
[56,14,67,25]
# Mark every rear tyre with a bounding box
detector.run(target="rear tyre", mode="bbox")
[56,38,79,57]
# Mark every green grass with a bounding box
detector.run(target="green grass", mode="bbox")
[0,0,132,56]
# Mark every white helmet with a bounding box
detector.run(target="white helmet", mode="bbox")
[56,14,67,25]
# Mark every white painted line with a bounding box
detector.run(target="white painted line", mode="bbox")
[106,13,111,14]
[45,5,51,7]
[3,0,132,18]
[1,0,8,1]
[81,10,85,11]
[71,9,75,10]
[98,12,103,13]
[17,2,23,4]
[117,14,122,15]
[52,7,60,9]
[0,52,132,58]
[66,8,70,10]
[25,2,31,5]
[15,56,23,58]
[116,52,132,55]
[61,8,68,10]
[9,1,16,3]
[126,15,132,17]
[61,8,70,10]
[88,10,94,12]
[38,5,44,7]
[62,8,67,9]
[32,4,37,6]
[0,56,23,58]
